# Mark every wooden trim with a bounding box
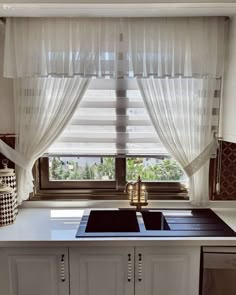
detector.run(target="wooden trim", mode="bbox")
[39,157,116,189]
[116,157,126,191]
[40,180,116,189]
[209,158,217,200]
[31,190,187,201]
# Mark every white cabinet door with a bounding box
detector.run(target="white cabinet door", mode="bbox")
[0,247,69,295]
[70,247,134,295]
[135,246,200,295]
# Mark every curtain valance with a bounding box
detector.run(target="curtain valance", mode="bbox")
[4,17,226,78]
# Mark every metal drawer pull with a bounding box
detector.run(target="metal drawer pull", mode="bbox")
[60,254,65,282]
[138,253,142,282]
[128,254,132,282]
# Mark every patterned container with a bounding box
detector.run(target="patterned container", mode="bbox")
[0,182,17,226]
[0,159,18,214]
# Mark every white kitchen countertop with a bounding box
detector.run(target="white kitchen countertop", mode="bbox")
[0,207,236,247]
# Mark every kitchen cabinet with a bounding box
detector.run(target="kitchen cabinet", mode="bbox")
[0,247,69,295]
[135,247,200,295]
[0,246,200,295]
[70,247,134,295]
[70,246,200,295]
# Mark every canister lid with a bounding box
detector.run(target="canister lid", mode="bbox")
[0,179,13,194]
[0,159,14,175]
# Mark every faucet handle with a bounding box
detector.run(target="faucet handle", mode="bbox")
[124,181,133,193]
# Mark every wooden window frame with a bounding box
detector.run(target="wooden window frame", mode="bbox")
[31,157,188,201]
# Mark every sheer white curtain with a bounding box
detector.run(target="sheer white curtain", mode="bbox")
[4,17,225,78]
[0,77,90,204]
[1,16,226,204]
[138,77,219,205]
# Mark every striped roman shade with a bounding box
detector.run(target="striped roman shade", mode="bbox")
[212,78,221,134]
[48,78,221,157]
[48,79,167,156]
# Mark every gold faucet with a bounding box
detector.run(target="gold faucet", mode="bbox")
[124,176,148,211]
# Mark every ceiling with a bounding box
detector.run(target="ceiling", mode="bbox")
[1,2,236,17]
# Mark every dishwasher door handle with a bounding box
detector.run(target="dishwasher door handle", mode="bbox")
[203,253,236,269]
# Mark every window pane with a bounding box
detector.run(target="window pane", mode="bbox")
[49,157,115,181]
[126,157,187,182]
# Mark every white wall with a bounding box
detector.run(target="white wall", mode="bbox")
[0,22,14,134]
[1,0,236,3]
[222,16,236,143]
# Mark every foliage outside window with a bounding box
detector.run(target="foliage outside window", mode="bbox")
[49,157,115,181]
[126,158,185,182]
[49,156,185,183]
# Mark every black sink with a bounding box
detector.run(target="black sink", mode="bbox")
[85,210,140,232]
[141,211,170,230]
[76,208,236,237]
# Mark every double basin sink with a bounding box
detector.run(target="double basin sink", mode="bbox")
[76,208,236,237]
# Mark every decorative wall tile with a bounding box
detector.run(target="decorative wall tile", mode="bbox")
[214,141,236,200]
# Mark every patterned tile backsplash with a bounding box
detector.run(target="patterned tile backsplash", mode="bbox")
[214,141,236,200]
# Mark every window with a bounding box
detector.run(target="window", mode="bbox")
[49,157,116,181]
[35,79,188,200]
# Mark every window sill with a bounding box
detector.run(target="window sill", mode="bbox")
[30,189,188,201]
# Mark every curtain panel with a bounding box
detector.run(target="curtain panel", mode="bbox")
[138,77,219,205]
[0,77,90,204]
[4,17,226,78]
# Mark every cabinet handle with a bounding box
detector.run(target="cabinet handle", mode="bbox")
[127,254,132,282]
[60,254,65,282]
[138,253,142,282]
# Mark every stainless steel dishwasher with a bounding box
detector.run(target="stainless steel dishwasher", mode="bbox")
[202,247,236,295]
